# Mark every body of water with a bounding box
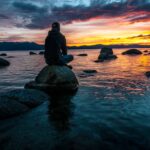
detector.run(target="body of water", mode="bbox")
[0,49,150,150]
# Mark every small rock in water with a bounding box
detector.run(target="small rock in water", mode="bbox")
[144,50,148,53]
[39,51,44,55]
[145,71,150,78]
[77,53,88,56]
[122,49,142,55]
[29,51,37,55]
[0,58,10,67]
[0,53,7,56]
[83,70,97,73]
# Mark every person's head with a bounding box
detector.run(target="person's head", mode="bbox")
[52,22,60,32]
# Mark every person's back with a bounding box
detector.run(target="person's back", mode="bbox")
[44,22,73,66]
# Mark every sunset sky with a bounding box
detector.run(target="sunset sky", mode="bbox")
[0,0,150,46]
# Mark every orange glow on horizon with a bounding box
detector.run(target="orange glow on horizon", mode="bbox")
[1,16,150,47]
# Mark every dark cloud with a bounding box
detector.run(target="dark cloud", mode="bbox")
[0,0,150,29]
[13,2,46,13]
[0,14,9,19]
[128,14,150,23]
[128,34,150,39]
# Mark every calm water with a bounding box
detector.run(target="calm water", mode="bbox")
[0,49,150,150]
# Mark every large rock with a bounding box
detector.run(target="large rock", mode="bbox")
[1,89,48,108]
[25,65,79,93]
[98,47,117,61]
[0,97,29,120]
[0,58,10,67]
[122,49,142,55]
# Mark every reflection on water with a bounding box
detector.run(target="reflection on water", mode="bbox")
[48,94,75,132]
[0,49,150,150]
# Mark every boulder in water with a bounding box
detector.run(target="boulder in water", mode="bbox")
[122,49,142,55]
[25,65,79,93]
[0,58,10,67]
[97,47,117,61]
[29,51,37,55]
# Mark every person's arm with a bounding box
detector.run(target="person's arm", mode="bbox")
[61,36,67,55]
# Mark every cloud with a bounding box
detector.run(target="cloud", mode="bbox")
[13,2,47,13]
[0,14,9,20]
[128,34,150,39]
[0,0,150,29]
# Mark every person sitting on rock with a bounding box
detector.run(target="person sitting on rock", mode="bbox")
[44,22,73,67]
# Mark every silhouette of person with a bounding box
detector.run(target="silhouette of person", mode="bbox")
[44,22,73,66]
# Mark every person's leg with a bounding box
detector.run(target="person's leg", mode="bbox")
[63,55,74,64]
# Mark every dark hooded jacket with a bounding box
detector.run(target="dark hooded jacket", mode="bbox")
[44,29,67,65]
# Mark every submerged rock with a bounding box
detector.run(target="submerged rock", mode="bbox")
[0,53,7,56]
[0,58,10,67]
[1,89,48,108]
[122,49,142,55]
[83,70,97,73]
[39,51,44,55]
[0,97,29,120]
[97,47,117,61]
[0,89,49,119]
[77,53,88,56]
[29,51,37,55]
[145,71,150,78]
[25,65,79,93]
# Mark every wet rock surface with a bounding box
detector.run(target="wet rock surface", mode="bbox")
[0,97,29,120]
[1,89,48,108]
[25,65,79,93]
[0,89,49,119]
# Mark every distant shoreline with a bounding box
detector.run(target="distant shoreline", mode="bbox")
[0,42,150,51]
